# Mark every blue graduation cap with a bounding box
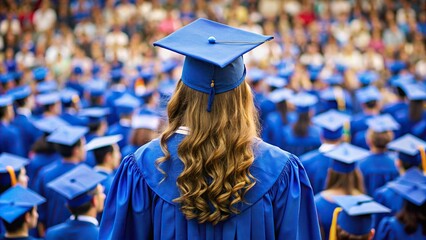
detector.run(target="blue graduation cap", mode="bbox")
[114,93,141,115]
[110,69,124,82]
[389,73,415,87]
[366,114,400,133]
[357,70,379,85]
[0,95,13,107]
[307,64,323,81]
[325,143,370,173]
[387,176,426,206]
[36,81,58,94]
[247,68,266,83]
[7,85,31,100]
[132,114,161,130]
[355,86,382,104]
[73,66,83,75]
[47,164,106,208]
[61,88,80,104]
[32,67,48,81]
[162,59,179,73]
[0,153,29,187]
[153,18,273,112]
[85,81,107,97]
[85,135,123,151]
[33,116,69,134]
[387,134,426,166]
[323,74,344,85]
[12,71,23,80]
[79,107,110,124]
[0,185,46,223]
[47,126,88,146]
[265,76,287,88]
[36,92,61,106]
[331,195,390,237]
[289,92,318,113]
[267,88,293,103]
[92,64,101,75]
[313,109,350,140]
[335,63,347,73]
[0,73,13,84]
[398,83,426,100]
[387,60,406,74]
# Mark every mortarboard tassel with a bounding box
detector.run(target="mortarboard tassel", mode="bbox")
[207,80,215,112]
[329,207,342,240]
[333,86,346,112]
[419,145,426,174]
[343,121,351,143]
[6,166,17,187]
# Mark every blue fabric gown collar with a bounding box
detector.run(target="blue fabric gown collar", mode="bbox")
[135,133,288,213]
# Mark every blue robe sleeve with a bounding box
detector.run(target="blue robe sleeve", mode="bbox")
[376,217,397,240]
[271,155,321,239]
[99,154,152,239]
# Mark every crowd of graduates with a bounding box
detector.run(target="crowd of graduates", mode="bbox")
[0,0,426,239]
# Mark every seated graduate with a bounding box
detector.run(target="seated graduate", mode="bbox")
[261,88,295,147]
[301,109,350,194]
[381,75,408,119]
[45,165,106,240]
[373,134,426,227]
[85,134,122,198]
[121,114,161,157]
[318,77,353,115]
[315,143,370,240]
[8,85,41,157]
[328,195,390,240]
[351,86,382,145]
[282,92,321,156]
[358,114,400,196]
[99,18,321,239]
[376,172,426,240]
[28,116,69,190]
[0,95,24,156]
[59,88,87,126]
[34,92,62,119]
[0,186,45,240]
[84,80,106,108]
[33,126,88,237]
[107,93,141,151]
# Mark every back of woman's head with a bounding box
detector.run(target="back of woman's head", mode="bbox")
[397,200,426,235]
[157,80,259,224]
[325,168,365,195]
[293,111,311,137]
[336,225,371,240]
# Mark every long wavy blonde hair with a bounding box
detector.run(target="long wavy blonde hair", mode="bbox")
[156,80,259,225]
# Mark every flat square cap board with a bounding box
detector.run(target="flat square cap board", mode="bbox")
[366,114,400,133]
[325,143,370,173]
[47,125,88,146]
[0,185,45,223]
[85,134,123,151]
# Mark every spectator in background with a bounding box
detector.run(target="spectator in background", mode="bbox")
[33,0,57,34]
[0,11,21,36]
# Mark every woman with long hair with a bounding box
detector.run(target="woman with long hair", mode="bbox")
[376,174,426,240]
[314,143,369,240]
[100,19,321,239]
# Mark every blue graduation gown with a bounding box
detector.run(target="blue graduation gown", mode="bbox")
[358,152,399,196]
[95,168,114,198]
[1,236,41,240]
[261,111,296,147]
[106,122,131,151]
[376,217,426,240]
[105,89,126,125]
[99,135,321,240]
[12,113,41,156]
[60,111,87,126]
[33,161,80,228]
[121,145,139,158]
[282,125,321,156]
[352,130,369,149]
[0,122,24,156]
[300,149,333,195]
[27,153,62,190]
[381,101,408,120]
[314,194,339,240]
[45,219,99,240]
[350,112,375,142]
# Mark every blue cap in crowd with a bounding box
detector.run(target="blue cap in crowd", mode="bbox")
[33,116,70,134]
[79,107,110,124]
[0,153,29,187]
[366,114,400,133]
[47,126,88,146]
[313,109,350,140]
[325,143,370,173]
[61,88,80,105]
[7,85,31,100]
[267,88,293,103]
[33,67,48,81]
[36,81,58,94]
[387,134,426,166]
[85,135,123,151]
[355,86,382,104]
[289,92,318,113]
[114,93,141,116]
[387,173,426,206]
[85,81,107,97]
[357,70,379,85]
[36,92,61,106]
[0,95,13,107]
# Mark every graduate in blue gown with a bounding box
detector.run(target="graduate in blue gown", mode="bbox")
[100,19,321,240]
[84,80,106,108]
[282,92,321,156]
[0,95,24,156]
[314,143,370,240]
[105,70,127,125]
[261,88,295,146]
[301,109,350,194]
[8,86,41,157]
[64,66,85,99]
[121,114,161,157]
[34,92,62,120]
[107,93,141,151]
[27,117,69,190]
[0,186,45,240]
[328,195,390,240]
[381,77,409,120]
[358,114,400,196]
[318,77,353,115]
[351,86,382,144]
[373,134,426,228]
[33,126,88,237]
[376,172,426,240]
[45,165,106,240]
[59,88,87,126]
[394,82,426,137]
